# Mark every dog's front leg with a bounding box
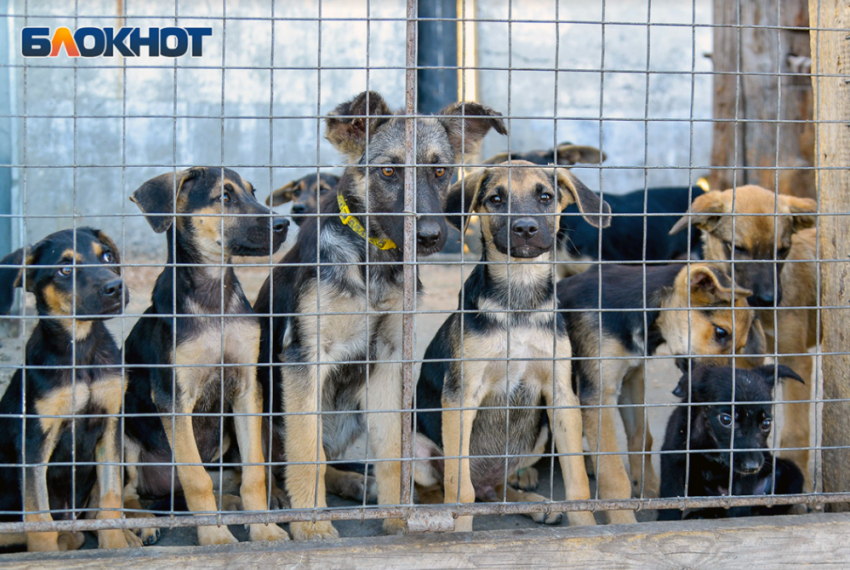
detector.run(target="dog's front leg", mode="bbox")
[618,366,659,498]
[23,420,62,552]
[231,363,290,542]
[159,376,238,546]
[363,354,404,535]
[545,353,596,527]
[94,412,135,548]
[282,355,337,540]
[442,361,486,533]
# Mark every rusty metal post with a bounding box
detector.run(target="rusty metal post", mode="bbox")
[400,0,417,512]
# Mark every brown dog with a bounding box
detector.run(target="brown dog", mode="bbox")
[670,184,818,490]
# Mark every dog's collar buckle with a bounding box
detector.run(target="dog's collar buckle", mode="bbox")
[337,193,398,251]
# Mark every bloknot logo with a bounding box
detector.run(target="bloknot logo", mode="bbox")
[21,26,213,58]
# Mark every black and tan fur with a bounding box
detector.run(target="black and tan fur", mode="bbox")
[414,163,611,531]
[266,172,341,226]
[0,228,136,551]
[482,141,605,167]
[670,185,818,490]
[557,262,759,524]
[254,91,506,540]
[122,167,290,546]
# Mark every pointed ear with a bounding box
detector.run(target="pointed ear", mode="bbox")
[445,168,489,233]
[556,169,611,228]
[737,316,766,369]
[130,169,197,233]
[437,102,507,159]
[0,247,29,315]
[672,366,712,401]
[670,190,726,235]
[91,228,122,265]
[688,264,752,304]
[779,194,817,232]
[482,151,510,165]
[325,91,392,162]
[555,144,606,166]
[267,180,299,207]
[756,364,806,389]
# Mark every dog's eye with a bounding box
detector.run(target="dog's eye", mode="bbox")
[489,195,503,205]
[57,266,72,277]
[293,189,301,198]
[434,167,446,178]
[715,326,729,341]
[540,193,553,203]
[319,186,328,194]
[718,413,733,427]
[101,251,114,263]
[381,167,395,178]
[219,193,231,203]
[733,245,748,257]
[761,417,772,431]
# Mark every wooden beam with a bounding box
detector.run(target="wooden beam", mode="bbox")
[3,514,850,569]
[809,0,850,511]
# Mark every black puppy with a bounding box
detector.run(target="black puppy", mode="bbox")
[0,228,136,551]
[658,364,805,520]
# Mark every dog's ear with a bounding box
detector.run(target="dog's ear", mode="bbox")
[669,190,726,235]
[737,316,767,369]
[482,151,510,165]
[555,169,611,229]
[755,364,806,389]
[325,91,392,162]
[130,169,198,233]
[555,144,606,166]
[779,194,817,232]
[688,264,752,304]
[91,228,122,265]
[267,180,299,207]
[0,247,29,315]
[438,102,507,159]
[672,366,712,401]
[445,168,489,233]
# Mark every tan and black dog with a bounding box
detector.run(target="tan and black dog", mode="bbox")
[254,91,506,540]
[0,228,137,551]
[266,172,340,226]
[558,262,758,524]
[122,167,290,546]
[414,163,610,531]
[670,184,818,489]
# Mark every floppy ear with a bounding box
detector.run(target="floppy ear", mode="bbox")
[555,144,606,166]
[669,190,726,235]
[266,180,299,207]
[556,169,611,229]
[688,264,752,304]
[325,91,392,162]
[91,228,122,265]
[437,102,508,159]
[779,194,817,232]
[0,247,28,315]
[445,168,489,233]
[756,364,806,389]
[130,169,197,233]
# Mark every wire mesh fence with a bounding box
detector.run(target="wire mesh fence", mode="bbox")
[0,0,846,552]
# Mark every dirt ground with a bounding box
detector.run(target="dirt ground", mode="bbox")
[0,249,817,548]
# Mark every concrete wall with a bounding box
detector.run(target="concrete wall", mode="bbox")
[6,0,713,256]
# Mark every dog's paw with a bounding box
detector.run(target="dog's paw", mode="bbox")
[529,510,563,525]
[123,529,144,548]
[134,527,161,546]
[57,531,85,551]
[290,521,339,541]
[249,523,290,542]
[197,525,239,546]
[508,467,539,491]
[383,518,406,535]
[98,528,132,549]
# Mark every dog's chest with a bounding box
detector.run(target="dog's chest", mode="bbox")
[472,324,564,394]
[34,372,124,434]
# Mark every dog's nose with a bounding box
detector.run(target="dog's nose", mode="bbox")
[741,456,763,473]
[417,225,443,249]
[749,292,777,307]
[272,217,289,233]
[291,204,307,214]
[100,278,124,298]
[511,218,539,239]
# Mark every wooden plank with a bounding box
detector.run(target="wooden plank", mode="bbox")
[809,0,850,511]
[2,513,850,569]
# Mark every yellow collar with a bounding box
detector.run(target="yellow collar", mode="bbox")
[337,193,398,251]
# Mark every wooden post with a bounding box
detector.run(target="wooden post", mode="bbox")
[809,0,850,510]
[711,0,815,199]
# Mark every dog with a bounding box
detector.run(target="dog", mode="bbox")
[414,163,611,531]
[253,91,506,540]
[266,172,341,226]
[657,364,805,520]
[122,167,291,546]
[670,185,818,489]
[0,228,137,551]
[557,262,760,524]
